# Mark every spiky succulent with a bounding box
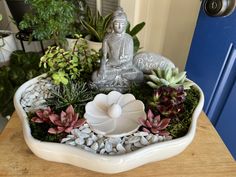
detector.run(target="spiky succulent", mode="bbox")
[146,67,194,90]
[150,86,186,118]
[139,109,171,136]
[46,80,97,115]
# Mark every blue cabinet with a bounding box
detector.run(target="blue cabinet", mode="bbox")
[186,0,236,159]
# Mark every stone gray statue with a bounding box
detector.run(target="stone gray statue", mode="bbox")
[92,7,143,92]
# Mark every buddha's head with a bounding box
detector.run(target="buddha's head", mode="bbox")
[111,7,128,34]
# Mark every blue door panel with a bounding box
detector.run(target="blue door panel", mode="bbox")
[186,0,236,159]
[186,3,236,115]
[215,80,236,159]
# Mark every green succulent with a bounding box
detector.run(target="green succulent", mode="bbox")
[81,8,112,42]
[45,80,97,115]
[146,67,194,90]
[39,34,100,85]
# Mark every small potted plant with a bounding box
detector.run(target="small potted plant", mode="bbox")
[0,13,17,66]
[19,0,76,47]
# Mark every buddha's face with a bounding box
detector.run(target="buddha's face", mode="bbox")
[113,20,126,34]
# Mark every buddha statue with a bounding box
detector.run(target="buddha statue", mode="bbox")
[92,7,143,92]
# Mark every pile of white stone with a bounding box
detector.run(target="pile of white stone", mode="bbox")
[21,78,172,155]
[20,77,55,113]
[61,123,172,155]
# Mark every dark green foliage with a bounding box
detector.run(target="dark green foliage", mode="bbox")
[19,0,76,46]
[45,80,98,115]
[127,82,153,110]
[0,50,44,116]
[167,87,200,138]
[126,22,145,53]
[81,8,112,42]
[29,120,67,142]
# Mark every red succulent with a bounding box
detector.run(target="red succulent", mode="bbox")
[139,109,171,136]
[48,105,86,134]
[31,107,53,123]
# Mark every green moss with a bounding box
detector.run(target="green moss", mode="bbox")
[167,86,200,138]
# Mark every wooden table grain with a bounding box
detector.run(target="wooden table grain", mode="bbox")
[0,112,235,177]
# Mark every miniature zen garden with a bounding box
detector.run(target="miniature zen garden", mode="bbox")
[13,7,201,157]
[1,1,203,172]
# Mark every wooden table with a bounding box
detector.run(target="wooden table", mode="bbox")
[0,112,235,177]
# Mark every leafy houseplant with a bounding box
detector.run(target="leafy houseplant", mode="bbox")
[81,8,145,53]
[39,35,100,85]
[19,0,76,46]
[81,8,112,42]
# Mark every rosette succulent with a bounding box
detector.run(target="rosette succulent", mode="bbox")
[48,105,86,134]
[31,105,85,134]
[31,107,53,123]
[150,86,186,118]
[139,109,170,136]
[147,67,194,90]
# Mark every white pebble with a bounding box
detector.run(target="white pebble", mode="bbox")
[116,144,126,153]
[61,137,72,143]
[86,138,93,146]
[124,144,132,152]
[91,134,98,141]
[134,142,143,148]
[108,137,121,145]
[146,134,153,141]
[75,138,85,145]
[134,131,149,136]
[81,128,91,133]
[84,146,96,153]
[151,135,159,143]
[105,142,112,152]
[140,137,149,145]
[66,141,76,146]
[100,149,106,155]
[159,136,164,142]
[91,142,99,151]
[128,136,140,144]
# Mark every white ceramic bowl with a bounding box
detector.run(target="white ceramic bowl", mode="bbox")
[14,75,204,174]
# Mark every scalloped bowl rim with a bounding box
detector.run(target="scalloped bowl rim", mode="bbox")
[13,74,204,174]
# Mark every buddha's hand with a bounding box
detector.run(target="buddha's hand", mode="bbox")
[120,55,128,63]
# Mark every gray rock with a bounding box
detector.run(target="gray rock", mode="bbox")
[116,144,126,153]
[81,128,92,134]
[86,138,93,146]
[91,142,99,151]
[140,137,149,145]
[134,131,149,137]
[127,136,140,144]
[150,135,159,143]
[133,52,175,73]
[75,138,85,145]
[105,141,113,152]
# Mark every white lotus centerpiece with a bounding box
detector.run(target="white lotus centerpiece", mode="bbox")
[84,91,146,137]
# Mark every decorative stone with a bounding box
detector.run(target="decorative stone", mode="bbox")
[81,128,92,134]
[133,52,175,73]
[91,7,143,92]
[75,138,85,145]
[151,135,159,143]
[134,131,149,137]
[127,136,140,144]
[140,137,149,145]
[116,144,126,153]
[134,142,143,148]
[105,142,113,152]
[84,91,146,137]
[86,138,93,146]
[91,142,99,151]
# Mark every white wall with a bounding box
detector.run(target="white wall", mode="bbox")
[120,0,201,70]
